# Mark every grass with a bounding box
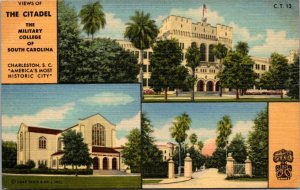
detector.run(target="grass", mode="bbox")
[143,98,297,103]
[142,179,162,184]
[2,175,141,189]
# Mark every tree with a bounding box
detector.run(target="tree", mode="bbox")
[287,54,299,99]
[260,53,289,99]
[61,130,92,176]
[235,41,249,56]
[197,141,204,153]
[58,0,82,82]
[141,113,164,176]
[170,112,191,175]
[213,43,228,97]
[189,133,198,147]
[218,50,256,99]
[210,148,226,171]
[2,141,17,168]
[26,160,36,169]
[124,11,159,89]
[248,108,268,177]
[227,133,247,163]
[150,39,189,100]
[216,115,232,149]
[186,42,201,101]
[122,128,141,173]
[79,1,106,39]
[62,39,139,82]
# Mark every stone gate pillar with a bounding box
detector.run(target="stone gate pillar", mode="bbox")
[245,156,252,177]
[226,153,234,177]
[184,153,192,178]
[168,157,175,179]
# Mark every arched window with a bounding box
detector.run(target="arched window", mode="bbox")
[39,136,46,149]
[200,43,206,62]
[20,132,23,151]
[92,124,105,146]
[209,45,215,62]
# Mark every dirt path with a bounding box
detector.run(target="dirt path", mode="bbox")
[143,168,267,188]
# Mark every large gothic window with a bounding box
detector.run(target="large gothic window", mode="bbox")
[92,124,105,146]
[39,136,47,149]
[209,45,215,62]
[200,43,206,62]
[20,132,23,151]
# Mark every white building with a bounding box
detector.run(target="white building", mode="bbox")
[17,114,128,171]
[156,142,176,161]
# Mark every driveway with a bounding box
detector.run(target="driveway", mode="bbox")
[143,168,267,188]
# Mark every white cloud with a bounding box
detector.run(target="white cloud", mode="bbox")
[170,6,224,26]
[1,133,17,142]
[153,121,173,142]
[250,29,299,56]
[94,12,125,39]
[116,137,128,146]
[116,112,140,131]
[228,21,263,42]
[2,102,75,128]
[80,92,134,106]
[229,120,254,140]
[187,128,216,141]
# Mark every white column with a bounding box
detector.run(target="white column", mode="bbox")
[206,44,209,62]
[168,157,175,179]
[245,156,252,177]
[226,153,234,177]
[184,153,192,178]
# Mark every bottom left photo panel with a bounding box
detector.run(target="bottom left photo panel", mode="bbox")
[1,84,141,189]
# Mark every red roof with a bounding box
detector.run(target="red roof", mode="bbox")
[92,147,119,154]
[28,126,62,135]
[51,151,64,156]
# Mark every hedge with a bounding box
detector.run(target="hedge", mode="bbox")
[3,168,93,175]
[142,162,168,178]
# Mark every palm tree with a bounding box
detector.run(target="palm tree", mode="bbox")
[170,112,191,175]
[216,115,232,158]
[186,42,201,101]
[213,43,228,97]
[124,11,159,91]
[79,1,106,40]
[189,133,198,147]
[197,141,204,154]
[235,41,249,56]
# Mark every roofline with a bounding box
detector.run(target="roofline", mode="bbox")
[79,113,116,126]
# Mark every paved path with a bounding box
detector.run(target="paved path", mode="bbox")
[143,168,267,188]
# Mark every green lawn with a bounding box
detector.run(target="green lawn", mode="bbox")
[2,175,141,189]
[142,179,162,184]
[143,98,297,103]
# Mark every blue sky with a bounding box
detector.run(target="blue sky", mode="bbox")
[143,103,266,155]
[66,0,299,57]
[1,84,141,146]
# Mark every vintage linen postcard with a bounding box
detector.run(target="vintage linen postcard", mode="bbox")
[1,0,299,189]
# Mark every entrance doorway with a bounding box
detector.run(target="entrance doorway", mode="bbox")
[93,157,99,170]
[103,157,108,170]
[112,158,117,170]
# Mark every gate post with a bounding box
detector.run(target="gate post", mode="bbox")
[245,156,252,177]
[168,157,175,179]
[226,153,234,177]
[184,153,192,178]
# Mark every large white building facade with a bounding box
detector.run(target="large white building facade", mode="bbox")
[17,114,128,171]
[117,15,282,92]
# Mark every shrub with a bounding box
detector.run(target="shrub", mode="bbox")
[14,164,29,169]
[143,89,155,95]
[142,162,168,178]
[38,163,48,169]
[26,160,35,169]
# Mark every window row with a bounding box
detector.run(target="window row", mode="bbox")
[254,64,267,71]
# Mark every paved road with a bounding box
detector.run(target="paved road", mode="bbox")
[143,168,267,188]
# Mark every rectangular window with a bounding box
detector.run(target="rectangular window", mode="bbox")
[148,66,152,72]
[143,51,148,59]
[149,52,153,59]
[143,65,147,72]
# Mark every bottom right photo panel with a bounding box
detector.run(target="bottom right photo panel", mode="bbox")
[141,102,299,188]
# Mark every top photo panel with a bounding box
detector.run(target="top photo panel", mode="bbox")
[2,0,299,102]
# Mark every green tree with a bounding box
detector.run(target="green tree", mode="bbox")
[197,141,204,153]
[287,54,299,99]
[189,133,198,147]
[260,53,289,99]
[216,115,232,149]
[26,160,36,169]
[2,141,17,168]
[150,39,188,100]
[61,130,92,176]
[141,113,164,176]
[235,41,249,56]
[186,42,201,101]
[124,11,159,88]
[79,1,106,39]
[248,108,268,177]
[219,50,256,99]
[169,112,191,175]
[213,43,228,97]
[227,133,247,163]
[122,128,141,173]
[65,39,139,82]
[58,0,82,82]
[210,148,226,171]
